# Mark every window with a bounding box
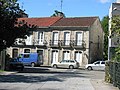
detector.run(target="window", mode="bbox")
[12,49,18,58]
[101,61,105,64]
[63,51,70,60]
[53,32,59,45]
[76,32,82,45]
[69,60,75,63]
[64,32,70,45]
[23,54,30,58]
[24,49,30,53]
[94,61,100,64]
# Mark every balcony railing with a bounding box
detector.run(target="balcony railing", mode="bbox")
[49,40,86,48]
[33,39,47,46]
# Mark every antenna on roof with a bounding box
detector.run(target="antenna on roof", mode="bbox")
[21,2,24,9]
[61,0,63,12]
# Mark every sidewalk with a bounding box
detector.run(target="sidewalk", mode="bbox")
[0,71,17,75]
[90,79,119,90]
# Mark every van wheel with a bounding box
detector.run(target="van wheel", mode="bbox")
[31,63,35,67]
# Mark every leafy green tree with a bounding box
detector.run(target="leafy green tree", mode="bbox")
[0,0,34,51]
[111,15,120,36]
[101,16,109,60]
[111,15,120,62]
[51,10,65,17]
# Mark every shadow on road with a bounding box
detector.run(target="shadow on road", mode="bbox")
[0,67,85,83]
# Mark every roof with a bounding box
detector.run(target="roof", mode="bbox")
[18,17,98,27]
[51,17,98,27]
[18,17,62,27]
[112,3,120,5]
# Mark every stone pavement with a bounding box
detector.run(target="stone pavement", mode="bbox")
[0,71,119,90]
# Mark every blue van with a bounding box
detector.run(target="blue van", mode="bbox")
[18,53,43,67]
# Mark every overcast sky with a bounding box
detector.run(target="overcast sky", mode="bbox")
[18,0,116,20]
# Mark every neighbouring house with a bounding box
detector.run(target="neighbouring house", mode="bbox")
[108,0,120,60]
[7,16,104,67]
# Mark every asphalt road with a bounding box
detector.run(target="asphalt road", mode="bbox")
[0,67,119,90]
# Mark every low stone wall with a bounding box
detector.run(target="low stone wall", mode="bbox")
[105,61,120,89]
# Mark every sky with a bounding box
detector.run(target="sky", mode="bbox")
[18,0,116,20]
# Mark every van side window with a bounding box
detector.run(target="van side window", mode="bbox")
[24,54,30,58]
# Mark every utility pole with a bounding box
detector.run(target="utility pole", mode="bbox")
[61,0,63,12]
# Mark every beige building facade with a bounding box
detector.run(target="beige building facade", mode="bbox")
[7,17,104,67]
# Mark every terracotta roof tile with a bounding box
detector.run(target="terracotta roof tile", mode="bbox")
[18,17,62,27]
[51,17,98,27]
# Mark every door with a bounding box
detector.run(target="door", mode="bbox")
[59,60,68,68]
[12,49,18,58]
[100,61,105,70]
[76,32,82,45]
[63,51,70,60]
[64,32,70,45]
[53,32,58,45]
[51,50,58,64]
[37,50,43,65]
[22,54,30,65]
[75,51,82,65]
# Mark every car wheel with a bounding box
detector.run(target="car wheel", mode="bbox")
[69,65,74,69]
[31,63,35,67]
[53,64,57,68]
[87,66,92,70]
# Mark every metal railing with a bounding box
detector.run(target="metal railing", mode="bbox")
[33,39,47,46]
[49,40,86,48]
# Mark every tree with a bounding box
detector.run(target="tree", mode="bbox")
[51,10,65,17]
[101,16,109,60]
[0,0,34,51]
[111,15,120,36]
[111,15,120,62]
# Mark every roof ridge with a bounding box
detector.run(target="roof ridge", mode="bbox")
[49,17,63,26]
[63,16,98,18]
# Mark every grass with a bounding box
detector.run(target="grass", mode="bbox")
[0,69,5,72]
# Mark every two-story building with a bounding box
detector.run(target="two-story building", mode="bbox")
[108,0,120,60]
[7,16,104,67]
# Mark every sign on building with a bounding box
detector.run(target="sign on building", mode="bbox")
[111,36,120,47]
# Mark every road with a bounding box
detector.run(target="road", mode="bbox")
[0,67,119,90]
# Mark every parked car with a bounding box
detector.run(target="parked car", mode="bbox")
[8,58,24,71]
[85,61,105,70]
[51,60,80,69]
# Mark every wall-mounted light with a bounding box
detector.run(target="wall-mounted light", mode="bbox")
[113,7,117,11]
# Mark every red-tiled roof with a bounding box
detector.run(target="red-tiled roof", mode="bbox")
[51,17,98,27]
[18,17,62,27]
[18,17,98,27]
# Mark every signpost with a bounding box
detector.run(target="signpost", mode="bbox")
[111,36,120,47]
